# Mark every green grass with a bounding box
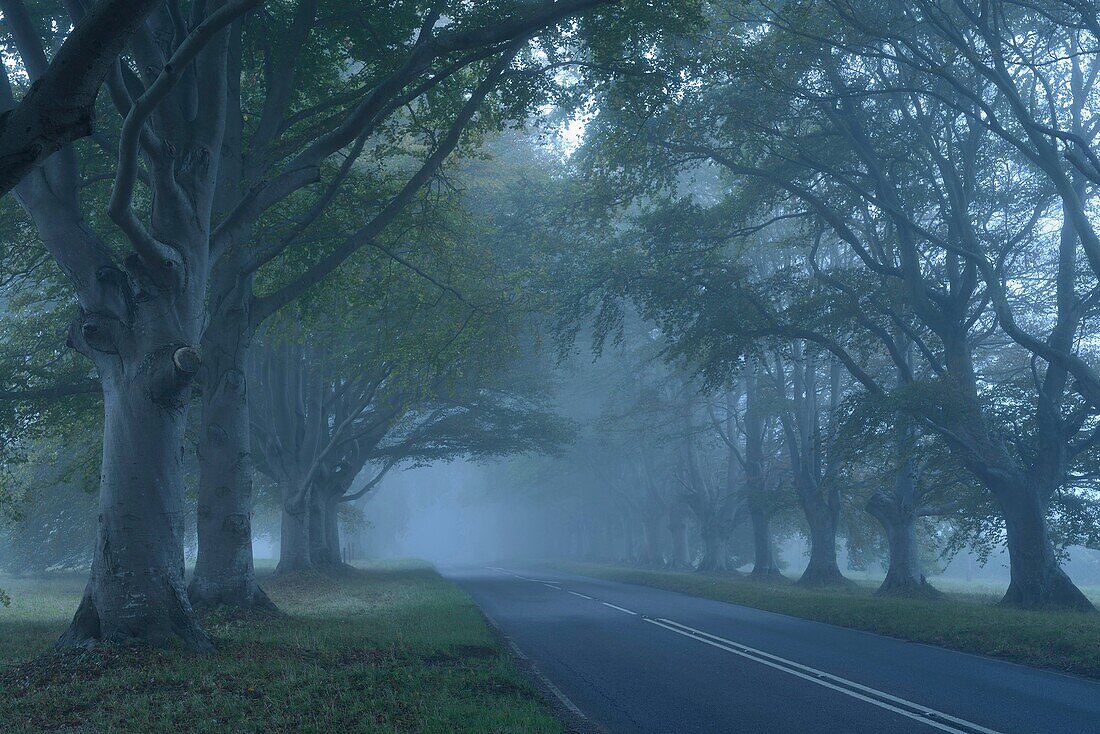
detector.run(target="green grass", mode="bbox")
[0,562,561,733]
[550,562,1100,680]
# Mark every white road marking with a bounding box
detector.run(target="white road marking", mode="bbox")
[480,603,590,724]
[601,602,638,615]
[645,617,1001,734]
[543,583,562,590]
[568,591,594,600]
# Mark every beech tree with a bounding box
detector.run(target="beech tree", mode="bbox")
[0,0,631,648]
[3,0,267,651]
[248,306,573,574]
[181,0,642,610]
[567,1,1100,608]
[0,0,164,193]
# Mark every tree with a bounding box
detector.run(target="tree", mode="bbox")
[187,0,625,609]
[3,0,263,651]
[0,0,163,192]
[248,225,573,572]
[568,1,1100,609]
[0,0,626,647]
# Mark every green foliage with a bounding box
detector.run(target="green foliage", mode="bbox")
[0,425,100,577]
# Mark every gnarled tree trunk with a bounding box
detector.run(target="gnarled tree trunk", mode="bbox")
[866,492,939,598]
[998,486,1093,611]
[696,522,732,573]
[308,489,345,569]
[59,338,212,651]
[668,505,691,568]
[796,477,847,587]
[277,499,313,575]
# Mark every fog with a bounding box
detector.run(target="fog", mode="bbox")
[5,5,1100,721]
[354,459,1100,590]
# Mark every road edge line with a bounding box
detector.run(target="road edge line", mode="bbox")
[472,593,605,733]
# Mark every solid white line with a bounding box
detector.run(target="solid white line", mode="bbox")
[485,609,590,723]
[522,647,589,719]
[657,619,1001,734]
[567,591,594,600]
[645,618,1001,734]
[601,602,638,615]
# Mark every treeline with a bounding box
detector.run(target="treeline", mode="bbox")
[520,328,985,597]
[4,0,1100,657]
[537,0,1100,611]
[0,1,691,650]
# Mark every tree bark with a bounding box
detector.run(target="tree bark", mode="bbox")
[640,511,666,566]
[748,506,782,580]
[322,497,343,567]
[998,487,1094,611]
[865,492,940,598]
[276,502,313,575]
[696,523,732,573]
[58,360,212,651]
[0,0,162,194]
[189,308,274,610]
[308,490,345,569]
[796,478,848,587]
[668,507,691,568]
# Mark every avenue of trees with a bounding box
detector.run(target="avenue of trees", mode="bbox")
[4,0,1100,657]
[0,0,691,650]
[534,0,1100,610]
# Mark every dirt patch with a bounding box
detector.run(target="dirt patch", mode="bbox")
[0,646,151,690]
[422,644,498,667]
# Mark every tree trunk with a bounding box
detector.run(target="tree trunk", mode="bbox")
[189,310,274,611]
[998,487,1093,611]
[796,481,848,587]
[308,489,326,565]
[640,511,665,566]
[748,507,783,580]
[668,509,690,568]
[866,493,940,598]
[324,497,343,566]
[276,502,312,575]
[696,523,731,573]
[309,491,345,569]
[58,368,212,651]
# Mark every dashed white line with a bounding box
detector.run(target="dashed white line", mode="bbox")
[567,591,594,600]
[645,618,1000,734]
[543,583,562,590]
[601,602,638,615]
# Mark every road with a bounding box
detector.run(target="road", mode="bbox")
[444,566,1100,734]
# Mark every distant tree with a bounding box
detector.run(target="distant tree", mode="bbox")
[0,0,630,648]
[248,241,572,572]
[566,1,1100,609]
[0,433,98,577]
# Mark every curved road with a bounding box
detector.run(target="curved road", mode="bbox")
[444,566,1100,734]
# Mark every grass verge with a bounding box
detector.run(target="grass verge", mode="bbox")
[0,562,561,733]
[550,562,1100,681]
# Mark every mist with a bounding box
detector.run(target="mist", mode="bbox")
[4,2,1100,732]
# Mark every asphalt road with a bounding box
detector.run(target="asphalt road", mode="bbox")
[444,566,1100,734]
